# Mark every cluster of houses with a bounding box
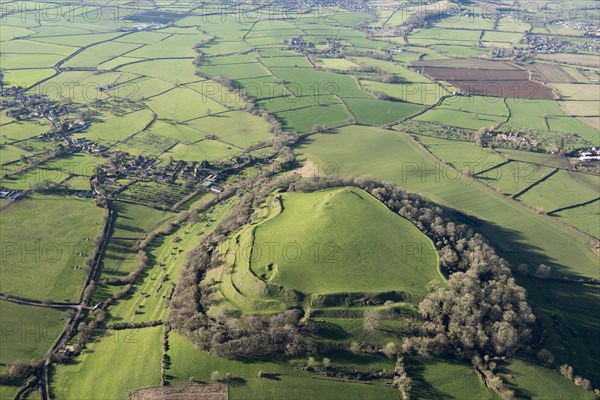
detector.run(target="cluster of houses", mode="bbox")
[65,137,105,154]
[553,20,600,37]
[287,36,345,56]
[492,131,539,147]
[96,153,224,190]
[521,33,599,53]
[39,132,106,155]
[579,148,600,161]
[1,89,71,122]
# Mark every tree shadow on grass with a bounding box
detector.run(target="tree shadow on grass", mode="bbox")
[404,356,454,400]
[495,360,536,400]
[227,377,248,385]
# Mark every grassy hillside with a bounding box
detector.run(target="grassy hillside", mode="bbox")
[52,326,162,400]
[251,187,440,295]
[298,125,600,383]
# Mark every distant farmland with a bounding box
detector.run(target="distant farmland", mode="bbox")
[410,60,555,100]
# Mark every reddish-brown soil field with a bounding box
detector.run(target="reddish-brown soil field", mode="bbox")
[129,384,228,400]
[411,59,520,70]
[413,66,529,81]
[409,60,556,99]
[522,63,576,83]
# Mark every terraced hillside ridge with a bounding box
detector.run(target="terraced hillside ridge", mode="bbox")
[208,187,441,315]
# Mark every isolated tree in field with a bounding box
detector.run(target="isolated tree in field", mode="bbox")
[322,357,331,369]
[534,264,551,279]
[312,123,325,133]
[350,341,362,354]
[383,342,398,358]
[363,309,382,332]
[559,364,574,380]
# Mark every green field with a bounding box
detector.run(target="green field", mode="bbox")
[299,125,597,277]
[161,140,240,162]
[75,109,155,144]
[351,57,433,83]
[45,154,106,177]
[431,45,490,58]
[517,170,599,213]
[316,58,361,71]
[185,111,271,148]
[477,161,555,195]
[0,301,67,364]
[495,148,571,169]
[52,326,162,400]
[251,187,440,295]
[502,359,596,399]
[62,41,141,68]
[275,103,353,132]
[168,330,497,400]
[145,87,227,122]
[102,202,174,278]
[0,195,106,301]
[120,59,202,84]
[413,135,507,174]
[345,98,423,126]
[410,28,482,43]
[417,96,508,130]
[554,201,600,238]
[360,81,445,105]
[2,68,57,88]
[0,384,20,400]
[0,166,70,190]
[505,99,562,131]
[1,120,49,143]
[167,331,401,400]
[407,357,495,399]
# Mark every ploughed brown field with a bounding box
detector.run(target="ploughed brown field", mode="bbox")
[129,384,228,400]
[522,63,577,83]
[410,60,556,100]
